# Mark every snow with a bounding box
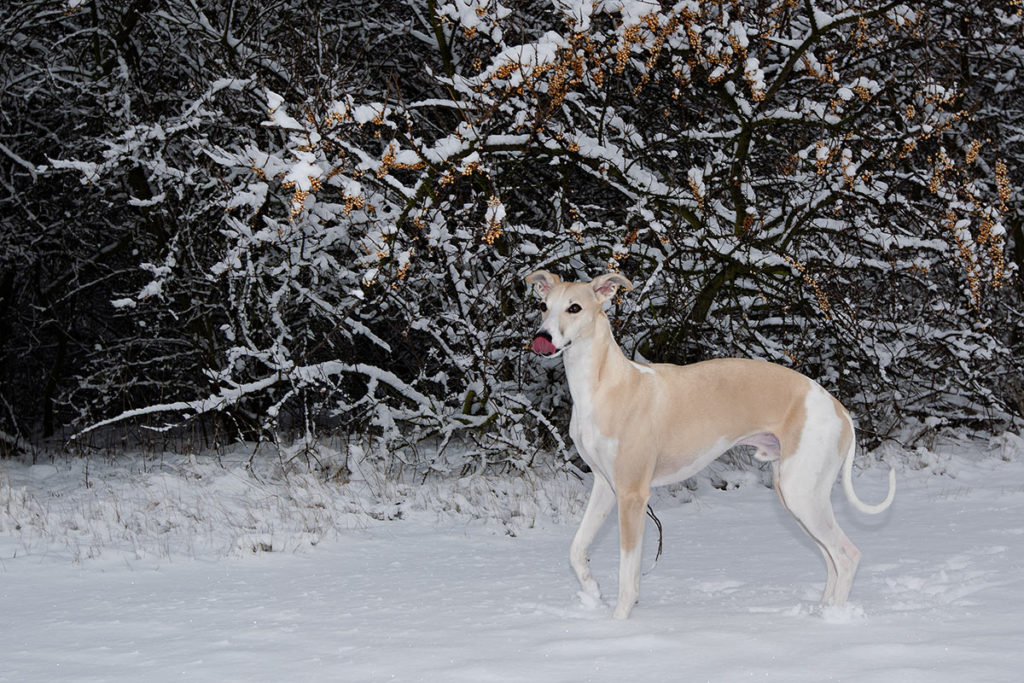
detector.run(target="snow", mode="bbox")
[351,103,389,126]
[554,0,593,31]
[46,158,100,183]
[687,167,706,199]
[600,0,662,29]
[469,32,568,87]
[744,57,765,95]
[813,8,835,30]
[437,0,510,42]
[282,153,323,192]
[3,433,1024,681]
[263,90,304,131]
[485,197,506,227]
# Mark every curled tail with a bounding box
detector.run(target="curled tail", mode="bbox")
[842,435,896,514]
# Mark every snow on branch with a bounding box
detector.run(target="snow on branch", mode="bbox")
[72,361,443,441]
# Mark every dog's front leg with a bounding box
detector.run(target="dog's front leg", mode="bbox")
[570,473,616,604]
[614,486,650,619]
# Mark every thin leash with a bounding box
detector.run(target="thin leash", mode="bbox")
[643,504,664,576]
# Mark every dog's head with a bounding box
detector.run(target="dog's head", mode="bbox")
[525,270,633,357]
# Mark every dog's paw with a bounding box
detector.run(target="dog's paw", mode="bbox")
[818,603,866,624]
[577,589,603,610]
[612,602,635,620]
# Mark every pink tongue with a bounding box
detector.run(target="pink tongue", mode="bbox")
[532,335,558,355]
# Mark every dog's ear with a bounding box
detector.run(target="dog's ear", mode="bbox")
[591,272,633,303]
[525,270,560,298]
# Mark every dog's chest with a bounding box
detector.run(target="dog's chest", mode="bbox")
[563,348,640,485]
[568,392,619,485]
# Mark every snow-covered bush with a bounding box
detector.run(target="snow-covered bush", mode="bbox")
[1,0,1021,464]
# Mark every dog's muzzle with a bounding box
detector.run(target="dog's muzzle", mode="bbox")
[531,331,558,356]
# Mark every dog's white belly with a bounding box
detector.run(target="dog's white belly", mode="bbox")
[650,436,733,487]
[572,407,734,490]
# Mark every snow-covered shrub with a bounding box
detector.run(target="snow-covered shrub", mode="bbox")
[2,1,1021,463]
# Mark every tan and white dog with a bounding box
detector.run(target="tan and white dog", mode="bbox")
[526,270,895,619]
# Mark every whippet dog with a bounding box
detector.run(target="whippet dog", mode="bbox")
[526,270,896,619]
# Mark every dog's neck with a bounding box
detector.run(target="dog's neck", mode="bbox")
[562,313,631,403]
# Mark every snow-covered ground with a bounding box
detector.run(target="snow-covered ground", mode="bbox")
[2,433,1024,682]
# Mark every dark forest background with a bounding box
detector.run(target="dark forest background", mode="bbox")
[1,0,1021,467]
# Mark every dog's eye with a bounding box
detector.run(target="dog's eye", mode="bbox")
[539,302,547,312]
[567,303,582,314]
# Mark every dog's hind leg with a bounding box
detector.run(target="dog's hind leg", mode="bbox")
[771,459,837,601]
[777,452,861,606]
[570,474,616,602]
